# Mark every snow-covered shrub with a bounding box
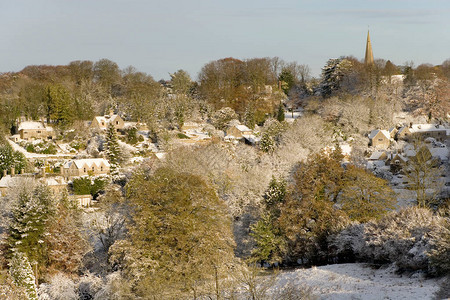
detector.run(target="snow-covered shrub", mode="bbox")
[271,282,318,300]
[9,252,38,300]
[78,273,103,300]
[427,207,450,275]
[92,272,132,300]
[38,273,77,300]
[0,271,27,300]
[332,207,448,273]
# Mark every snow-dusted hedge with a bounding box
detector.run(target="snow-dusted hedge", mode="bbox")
[331,206,449,274]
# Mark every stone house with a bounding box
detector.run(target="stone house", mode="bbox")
[226,124,253,138]
[62,158,110,179]
[368,129,390,148]
[90,113,125,132]
[396,126,411,140]
[18,121,55,141]
[410,124,447,142]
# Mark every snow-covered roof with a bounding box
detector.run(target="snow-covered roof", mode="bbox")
[95,116,107,124]
[430,147,449,161]
[390,153,408,162]
[44,177,67,186]
[410,124,447,133]
[95,114,121,126]
[234,124,252,132]
[18,121,45,131]
[64,158,110,169]
[404,149,417,157]
[368,151,387,160]
[369,129,390,140]
[242,135,261,143]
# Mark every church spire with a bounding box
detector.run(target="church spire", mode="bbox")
[365,30,374,66]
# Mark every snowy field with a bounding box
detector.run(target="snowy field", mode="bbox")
[270,263,440,299]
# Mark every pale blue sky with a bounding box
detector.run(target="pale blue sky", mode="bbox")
[1,0,449,80]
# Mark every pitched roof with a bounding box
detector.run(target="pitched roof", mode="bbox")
[397,126,410,135]
[94,115,121,126]
[234,124,252,132]
[410,124,447,133]
[369,129,390,140]
[430,147,449,161]
[64,158,110,169]
[18,121,45,131]
[368,151,387,160]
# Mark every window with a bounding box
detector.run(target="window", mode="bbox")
[100,166,103,171]
[116,121,119,125]
[83,168,86,172]
[378,138,383,141]
[101,122,105,126]
[92,166,95,172]
[37,131,41,133]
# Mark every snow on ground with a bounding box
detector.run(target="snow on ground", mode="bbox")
[7,139,73,159]
[270,263,439,300]
[285,110,303,123]
[8,139,48,158]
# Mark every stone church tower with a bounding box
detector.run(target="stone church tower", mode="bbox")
[365,30,374,66]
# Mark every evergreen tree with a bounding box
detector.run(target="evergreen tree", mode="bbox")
[276,103,285,122]
[45,84,74,127]
[244,106,256,129]
[105,122,122,176]
[7,184,54,268]
[9,252,38,300]
[278,68,295,95]
[263,176,286,217]
[250,214,286,264]
[259,132,275,153]
[0,142,27,178]
[320,58,352,97]
[250,176,287,264]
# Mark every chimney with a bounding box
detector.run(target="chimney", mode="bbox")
[109,109,114,116]
[3,170,6,177]
[10,167,15,176]
[40,167,46,178]
[20,169,24,174]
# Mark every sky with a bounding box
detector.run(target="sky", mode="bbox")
[1,0,450,80]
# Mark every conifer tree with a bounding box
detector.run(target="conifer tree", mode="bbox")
[251,176,287,264]
[276,103,285,122]
[8,184,54,268]
[105,122,122,176]
[0,143,27,178]
[9,252,38,300]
